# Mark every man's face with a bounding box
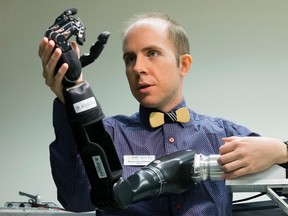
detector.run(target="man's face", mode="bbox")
[122,19,184,112]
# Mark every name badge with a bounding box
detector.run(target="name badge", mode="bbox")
[123,155,155,166]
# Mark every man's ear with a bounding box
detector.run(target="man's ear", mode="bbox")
[179,54,193,76]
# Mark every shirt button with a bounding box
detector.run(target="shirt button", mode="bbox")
[169,137,175,143]
[175,203,181,209]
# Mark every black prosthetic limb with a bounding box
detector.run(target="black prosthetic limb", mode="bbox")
[45,8,110,87]
[45,8,122,211]
[112,150,196,209]
[63,81,122,210]
[112,150,222,209]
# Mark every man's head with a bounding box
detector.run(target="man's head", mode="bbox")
[122,12,192,112]
[123,12,190,65]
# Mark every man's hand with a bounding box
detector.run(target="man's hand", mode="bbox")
[38,37,82,103]
[218,136,288,179]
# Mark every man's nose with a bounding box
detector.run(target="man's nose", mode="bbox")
[133,56,147,75]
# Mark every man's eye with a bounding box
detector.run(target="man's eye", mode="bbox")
[124,55,136,65]
[148,50,159,57]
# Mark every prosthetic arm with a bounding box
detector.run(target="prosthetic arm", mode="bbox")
[45,8,122,209]
[112,150,222,209]
[63,81,123,210]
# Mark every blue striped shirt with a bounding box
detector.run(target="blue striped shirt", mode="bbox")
[50,98,257,215]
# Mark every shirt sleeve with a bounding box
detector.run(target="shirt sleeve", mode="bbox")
[49,98,95,212]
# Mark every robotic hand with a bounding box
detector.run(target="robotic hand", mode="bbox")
[45,8,110,87]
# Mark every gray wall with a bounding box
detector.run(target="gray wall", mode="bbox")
[0,0,287,207]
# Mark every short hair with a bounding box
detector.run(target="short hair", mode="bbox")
[122,12,190,61]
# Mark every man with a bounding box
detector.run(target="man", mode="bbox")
[39,12,288,215]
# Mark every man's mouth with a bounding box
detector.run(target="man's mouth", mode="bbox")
[138,84,150,90]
